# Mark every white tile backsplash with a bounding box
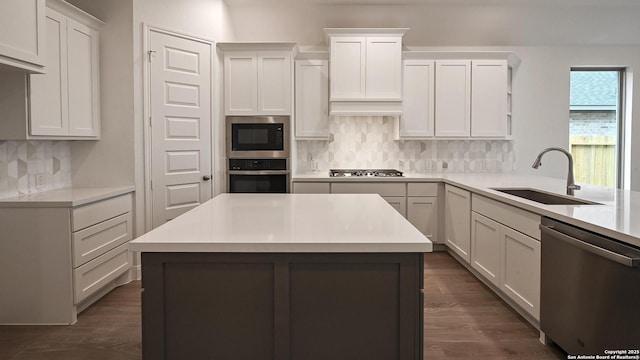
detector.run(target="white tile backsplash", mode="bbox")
[296,116,515,173]
[0,140,71,199]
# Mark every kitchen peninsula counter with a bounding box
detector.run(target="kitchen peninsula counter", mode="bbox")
[293,172,640,248]
[131,193,431,360]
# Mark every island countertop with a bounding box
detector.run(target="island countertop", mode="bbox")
[130,193,433,253]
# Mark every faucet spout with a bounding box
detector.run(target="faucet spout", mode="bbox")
[531,147,581,196]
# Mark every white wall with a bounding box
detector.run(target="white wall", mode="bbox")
[507,46,640,191]
[224,2,640,46]
[70,1,135,190]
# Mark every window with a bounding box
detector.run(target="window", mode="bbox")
[569,69,625,188]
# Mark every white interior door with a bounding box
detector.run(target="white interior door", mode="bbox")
[149,29,212,228]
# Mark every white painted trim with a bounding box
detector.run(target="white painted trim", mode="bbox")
[132,265,142,281]
[46,0,104,28]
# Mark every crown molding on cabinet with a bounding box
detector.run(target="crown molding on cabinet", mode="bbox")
[46,0,104,29]
[403,50,521,68]
[217,41,298,53]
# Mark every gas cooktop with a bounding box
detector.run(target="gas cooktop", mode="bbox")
[329,169,404,177]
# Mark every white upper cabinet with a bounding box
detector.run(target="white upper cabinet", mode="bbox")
[364,37,402,100]
[0,0,46,73]
[30,8,68,136]
[224,51,258,115]
[258,51,291,115]
[435,60,471,137]
[471,60,508,137]
[295,59,329,139]
[64,17,100,137]
[329,37,365,100]
[325,29,407,116]
[400,60,435,138]
[0,1,101,140]
[224,49,292,116]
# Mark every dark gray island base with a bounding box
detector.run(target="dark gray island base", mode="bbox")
[141,252,424,360]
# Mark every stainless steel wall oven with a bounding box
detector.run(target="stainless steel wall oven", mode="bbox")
[227,159,289,193]
[226,116,290,193]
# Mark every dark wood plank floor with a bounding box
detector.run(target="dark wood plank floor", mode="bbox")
[0,251,566,360]
[423,252,565,359]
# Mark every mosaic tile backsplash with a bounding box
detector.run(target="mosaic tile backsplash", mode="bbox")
[295,116,515,173]
[0,141,72,199]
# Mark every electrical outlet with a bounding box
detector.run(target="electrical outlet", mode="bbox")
[442,161,448,170]
[35,174,45,189]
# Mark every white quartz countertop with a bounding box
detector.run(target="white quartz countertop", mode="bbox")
[292,172,640,248]
[130,193,433,253]
[0,186,135,207]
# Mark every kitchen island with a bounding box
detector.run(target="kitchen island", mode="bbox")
[130,193,432,360]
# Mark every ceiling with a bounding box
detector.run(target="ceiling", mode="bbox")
[224,0,640,5]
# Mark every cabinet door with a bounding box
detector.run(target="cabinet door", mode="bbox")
[471,60,508,137]
[471,212,501,287]
[435,60,471,137]
[257,51,291,115]
[407,196,438,242]
[0,0,46,72]
[500,226,540,320]
[30,8,68,136]
[224,51,258,115]
[330,37,365,100]
[295,60,329,139]
[383,196,407,218]
[67,17,100,137]
[365,37,402,100]
[401,60,435,138]
[444,185,471,263]
[292,182,330,194]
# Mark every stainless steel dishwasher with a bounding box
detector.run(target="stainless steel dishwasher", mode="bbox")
[540,218,640,355]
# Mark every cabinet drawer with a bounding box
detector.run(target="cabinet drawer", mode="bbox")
[293,182,330,194]
[331,182,406,197]
[72,193,132,231]
[73,243,130,303]
[407,183,438,196]
[472,194,541,240]
[72,212,132,268]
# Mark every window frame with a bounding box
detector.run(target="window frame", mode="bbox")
[569,67,626,189]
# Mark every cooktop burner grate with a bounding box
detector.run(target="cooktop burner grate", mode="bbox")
[329,169,404,177]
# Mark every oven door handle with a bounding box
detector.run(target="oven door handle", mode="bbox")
[540,224,640,267]
[227,170,290,175]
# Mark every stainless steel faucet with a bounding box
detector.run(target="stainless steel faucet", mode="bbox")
[532,147,581,196]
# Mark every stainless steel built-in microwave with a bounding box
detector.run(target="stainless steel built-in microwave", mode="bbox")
[226,116,290,158]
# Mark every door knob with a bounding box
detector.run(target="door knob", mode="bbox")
[203,175,211,181]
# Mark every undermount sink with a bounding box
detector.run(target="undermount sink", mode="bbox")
[491,188,601,205]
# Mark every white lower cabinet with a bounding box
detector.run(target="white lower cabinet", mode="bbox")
[292,182,330,194]
[471,194,541,321]
[500,226,541,320]
[0,192,134,325]
[407,183,440,242]
[293,180,441,239]
[330,182,407,217]
[470,212,501,287]
[383,196,407,218]
[444,184,471,263]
